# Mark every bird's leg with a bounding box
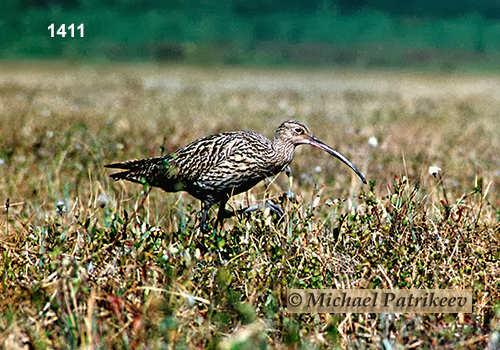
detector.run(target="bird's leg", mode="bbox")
[215,198,230,231]
[198,201,213,233]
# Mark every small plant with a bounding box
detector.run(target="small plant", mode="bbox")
[429,165,451,219]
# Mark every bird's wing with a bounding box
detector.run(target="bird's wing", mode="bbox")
[105,131,253,189]
[194,131,276,190]
[169,132,241,180]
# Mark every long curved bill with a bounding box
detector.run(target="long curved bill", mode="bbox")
[308,136,367,184]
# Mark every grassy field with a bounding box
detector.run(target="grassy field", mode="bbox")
[0,61,499,349]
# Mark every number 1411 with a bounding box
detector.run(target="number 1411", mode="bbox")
[48,24,84,37]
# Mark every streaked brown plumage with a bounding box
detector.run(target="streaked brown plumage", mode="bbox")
[105,120,367,232]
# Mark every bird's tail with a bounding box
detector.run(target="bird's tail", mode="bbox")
[105,157,169,186]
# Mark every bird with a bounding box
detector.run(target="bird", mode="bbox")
[105,120,367,232]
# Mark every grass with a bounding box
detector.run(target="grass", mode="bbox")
[0,61,499,349]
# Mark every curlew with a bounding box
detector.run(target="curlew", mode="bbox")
[105,120,367,232]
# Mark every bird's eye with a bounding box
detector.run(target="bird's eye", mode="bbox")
[294,128,304,134]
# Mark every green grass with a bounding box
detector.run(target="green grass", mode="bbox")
[5,8,500,71]
[0,62,499,349]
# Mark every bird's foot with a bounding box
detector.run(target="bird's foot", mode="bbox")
[266,201,285,218]
[213,201,284,231]
[239,200,284,218]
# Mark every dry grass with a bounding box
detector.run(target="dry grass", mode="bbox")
[0,62,499,349]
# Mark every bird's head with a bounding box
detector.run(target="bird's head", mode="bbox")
[275,120,314,146]
[275,120,367,184]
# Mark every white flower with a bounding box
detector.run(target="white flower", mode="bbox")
[185,294,196,307]
[55,200,67,215]
[312,195,321,208]
[278,100,288,110]
[96,193,110,208]
[368,136,379,147]
[428,165,442,177]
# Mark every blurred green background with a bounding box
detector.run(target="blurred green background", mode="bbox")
[2,0,500,70]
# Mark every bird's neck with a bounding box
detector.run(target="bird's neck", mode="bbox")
[272,136,296,169]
